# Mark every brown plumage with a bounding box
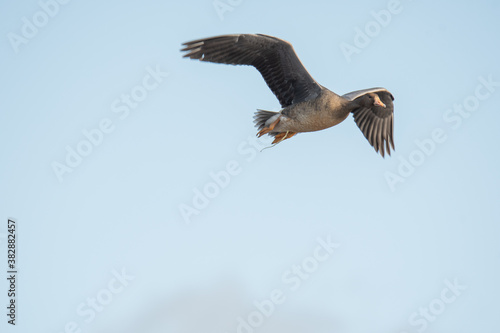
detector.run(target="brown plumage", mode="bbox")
[181,33,395,157]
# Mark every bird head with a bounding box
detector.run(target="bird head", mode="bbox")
[368,93,386,108]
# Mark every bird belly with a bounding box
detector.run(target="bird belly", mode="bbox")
[275,110,349,133]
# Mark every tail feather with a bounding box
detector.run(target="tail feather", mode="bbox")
[253,109,279,131]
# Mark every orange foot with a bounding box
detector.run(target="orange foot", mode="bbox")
[257,116,281,137]
[272,131,297,144]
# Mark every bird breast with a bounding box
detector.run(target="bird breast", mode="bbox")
[279,90,350,133]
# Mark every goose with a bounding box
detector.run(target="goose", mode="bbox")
[181,34,395,157]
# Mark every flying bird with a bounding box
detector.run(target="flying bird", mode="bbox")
[181,34,395,157]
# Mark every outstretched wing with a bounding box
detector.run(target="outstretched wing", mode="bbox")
[181,34,322,108]
[344,89,395,157]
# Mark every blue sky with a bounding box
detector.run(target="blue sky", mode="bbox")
[1,0,499,332]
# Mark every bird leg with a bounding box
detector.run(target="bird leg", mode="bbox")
[259,131,298,152]
[257,116,281,137]
[272,131,297,144]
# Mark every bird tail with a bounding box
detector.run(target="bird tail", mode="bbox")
[253,109,279,131]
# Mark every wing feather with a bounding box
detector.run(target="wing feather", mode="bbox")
[350,90,395,157]
[181,34,322,107]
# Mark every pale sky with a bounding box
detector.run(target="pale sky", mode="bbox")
[1,0,499,332]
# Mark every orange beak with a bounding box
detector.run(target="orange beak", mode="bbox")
[374,98,386,108]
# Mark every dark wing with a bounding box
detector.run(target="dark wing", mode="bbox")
[344,89,395,157]
[181,34,322,108]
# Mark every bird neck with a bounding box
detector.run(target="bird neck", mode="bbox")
[343,98,363,114]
